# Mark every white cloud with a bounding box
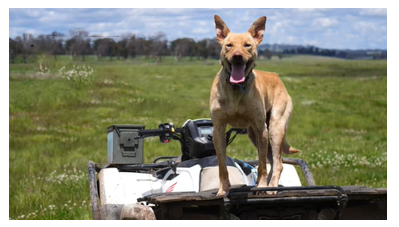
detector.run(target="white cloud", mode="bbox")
[359,8,387,16]
[313,18,337,27]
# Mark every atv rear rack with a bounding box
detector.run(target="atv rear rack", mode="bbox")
[137,185,348,219]
[137,185,386,220]
[225,185,347,219]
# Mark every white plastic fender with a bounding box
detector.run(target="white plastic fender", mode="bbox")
[162,164,202,193]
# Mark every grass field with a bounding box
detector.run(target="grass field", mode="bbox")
[9,54,387,220]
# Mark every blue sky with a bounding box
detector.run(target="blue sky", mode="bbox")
[9,6,388,50]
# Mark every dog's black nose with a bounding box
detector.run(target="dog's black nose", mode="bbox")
[233,52,243,58]
[231,52,244,64]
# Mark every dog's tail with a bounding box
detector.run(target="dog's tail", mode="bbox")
[282,136,300,154]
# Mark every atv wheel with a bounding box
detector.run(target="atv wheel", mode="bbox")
[88,161,101,220]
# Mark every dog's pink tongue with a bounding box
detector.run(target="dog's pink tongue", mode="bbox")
[230,64,246,84]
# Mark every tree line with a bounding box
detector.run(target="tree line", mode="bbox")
[9,28,225,63]
[12,28,381,63]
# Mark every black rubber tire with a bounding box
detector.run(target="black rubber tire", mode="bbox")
[88,161,101,220]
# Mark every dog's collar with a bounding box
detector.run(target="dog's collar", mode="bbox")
[231,75,250,94]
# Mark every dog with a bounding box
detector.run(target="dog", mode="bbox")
[209,15,299,196]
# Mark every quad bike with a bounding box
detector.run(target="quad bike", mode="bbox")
[88,118,387,220]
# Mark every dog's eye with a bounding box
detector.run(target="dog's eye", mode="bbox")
[226,44,233,48]
[244,44,251,48]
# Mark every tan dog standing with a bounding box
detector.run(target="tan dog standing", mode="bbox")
[209,15,299,196]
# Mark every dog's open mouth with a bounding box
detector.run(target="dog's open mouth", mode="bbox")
[230,63,246,84]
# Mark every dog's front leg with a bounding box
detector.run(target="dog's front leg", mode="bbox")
[256,125,269,189]
[213,122,230,196]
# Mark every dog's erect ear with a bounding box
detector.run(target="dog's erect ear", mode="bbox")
[247,16,267,45]
[214,15,231,44]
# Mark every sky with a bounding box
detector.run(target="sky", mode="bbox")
[8,6,388,50]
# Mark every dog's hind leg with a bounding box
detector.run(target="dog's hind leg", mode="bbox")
[267,105,293,189]
[248,125,268,188]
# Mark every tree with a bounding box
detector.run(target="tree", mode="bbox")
[67,28,91,60]
[149,32,169,62]
[170,38,197,61]
[196,39,208,60]
[94,38,117,61]
[195,38,221,61]
[264,49,272,60]
[133,37,151,59]
[48,31,66,59]
[117,38,129,60]
[9,38,20,63]
[14,33,35,63]
[124,34,138,59]
[205,39,221,59]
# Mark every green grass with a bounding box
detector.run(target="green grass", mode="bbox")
[9,54,387,219]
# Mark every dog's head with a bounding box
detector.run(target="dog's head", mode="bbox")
[214,15,266,84]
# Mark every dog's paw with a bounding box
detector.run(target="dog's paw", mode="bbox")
[254,190,277,195]
[253,187,278,195]
[254,190,267,196]
[216,189,227,197]
[267,190,277,195]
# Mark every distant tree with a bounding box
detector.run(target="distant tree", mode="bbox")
[67,28,91,60]
[264,49,272,60]
[14,33,35,63]
[206,39,221,59]
[196,38,221,61]
[49,31,66,59]
[117,38,129,60]
[124,34,138,59]
[23,33,34,63]
[36,33,62,58]
[170,38,196,61]
[133,36,152,59]
[51,39,66,58]
[149,32,169,62]
[94,38,117,61]
[196,39,207,60]
[9,38,20,63]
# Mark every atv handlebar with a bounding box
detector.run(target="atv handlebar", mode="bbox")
[138,129,165,137]
[136,123,179,143]
[136,120,248,146]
